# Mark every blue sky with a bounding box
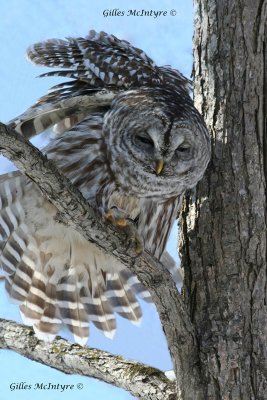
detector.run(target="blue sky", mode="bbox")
[0,1,193,399]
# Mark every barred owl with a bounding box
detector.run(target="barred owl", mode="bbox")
[0,30,210,345]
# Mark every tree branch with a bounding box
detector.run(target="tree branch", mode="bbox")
[0,122,202,396]
[0,318,176,400]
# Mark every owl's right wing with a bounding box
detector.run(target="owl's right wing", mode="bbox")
[0,171,151,345]
[8,90,114,139]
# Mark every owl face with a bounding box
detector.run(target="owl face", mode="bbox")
[104,88,210,197]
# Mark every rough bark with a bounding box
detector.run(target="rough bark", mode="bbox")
[0,122,201,398]
[0,318,175,400]
[179,1,267,399]
[2,3,266,397]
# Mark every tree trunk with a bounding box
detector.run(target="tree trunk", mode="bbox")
[179,0,267,399]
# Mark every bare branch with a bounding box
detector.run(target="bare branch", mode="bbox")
[0,318,176,400]
[0,122,202,395]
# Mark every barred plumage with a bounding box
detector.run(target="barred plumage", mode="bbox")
[1,30,210,345]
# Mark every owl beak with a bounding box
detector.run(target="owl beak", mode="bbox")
[155,159,164,175]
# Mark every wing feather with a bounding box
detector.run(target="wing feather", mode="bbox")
[138,195,183,260]
[0,171,152,344]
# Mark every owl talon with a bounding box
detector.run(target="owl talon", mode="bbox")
[104,208,143,256]
[104,207,129,227]
[104,208,128,227]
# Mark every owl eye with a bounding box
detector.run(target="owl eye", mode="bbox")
[175,144,191,160]
[176,144,190,153]
[135,134,154,148]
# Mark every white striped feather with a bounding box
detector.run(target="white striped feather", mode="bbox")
[105,273,142,325]
[0,172,154,344]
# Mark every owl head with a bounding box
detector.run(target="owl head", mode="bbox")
[103,87,211,198]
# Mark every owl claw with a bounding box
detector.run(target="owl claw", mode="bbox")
[104,208,129,227]
[125,227,144,256]
[104,207,143,256]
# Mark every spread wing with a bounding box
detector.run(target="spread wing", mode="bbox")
[8,30,189,139]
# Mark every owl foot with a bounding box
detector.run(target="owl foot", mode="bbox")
[104,207,143,256]
[104,208,129,227]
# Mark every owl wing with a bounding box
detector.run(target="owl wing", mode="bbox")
[138,195,183,260]
[8,90,115,139]
[26,30,161,89]
[8,30,189,139]
[8,29,158,139]
[0,171,151,345]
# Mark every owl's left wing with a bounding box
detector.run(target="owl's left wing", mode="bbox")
[138,195,183,260]
[8,30,190,140]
